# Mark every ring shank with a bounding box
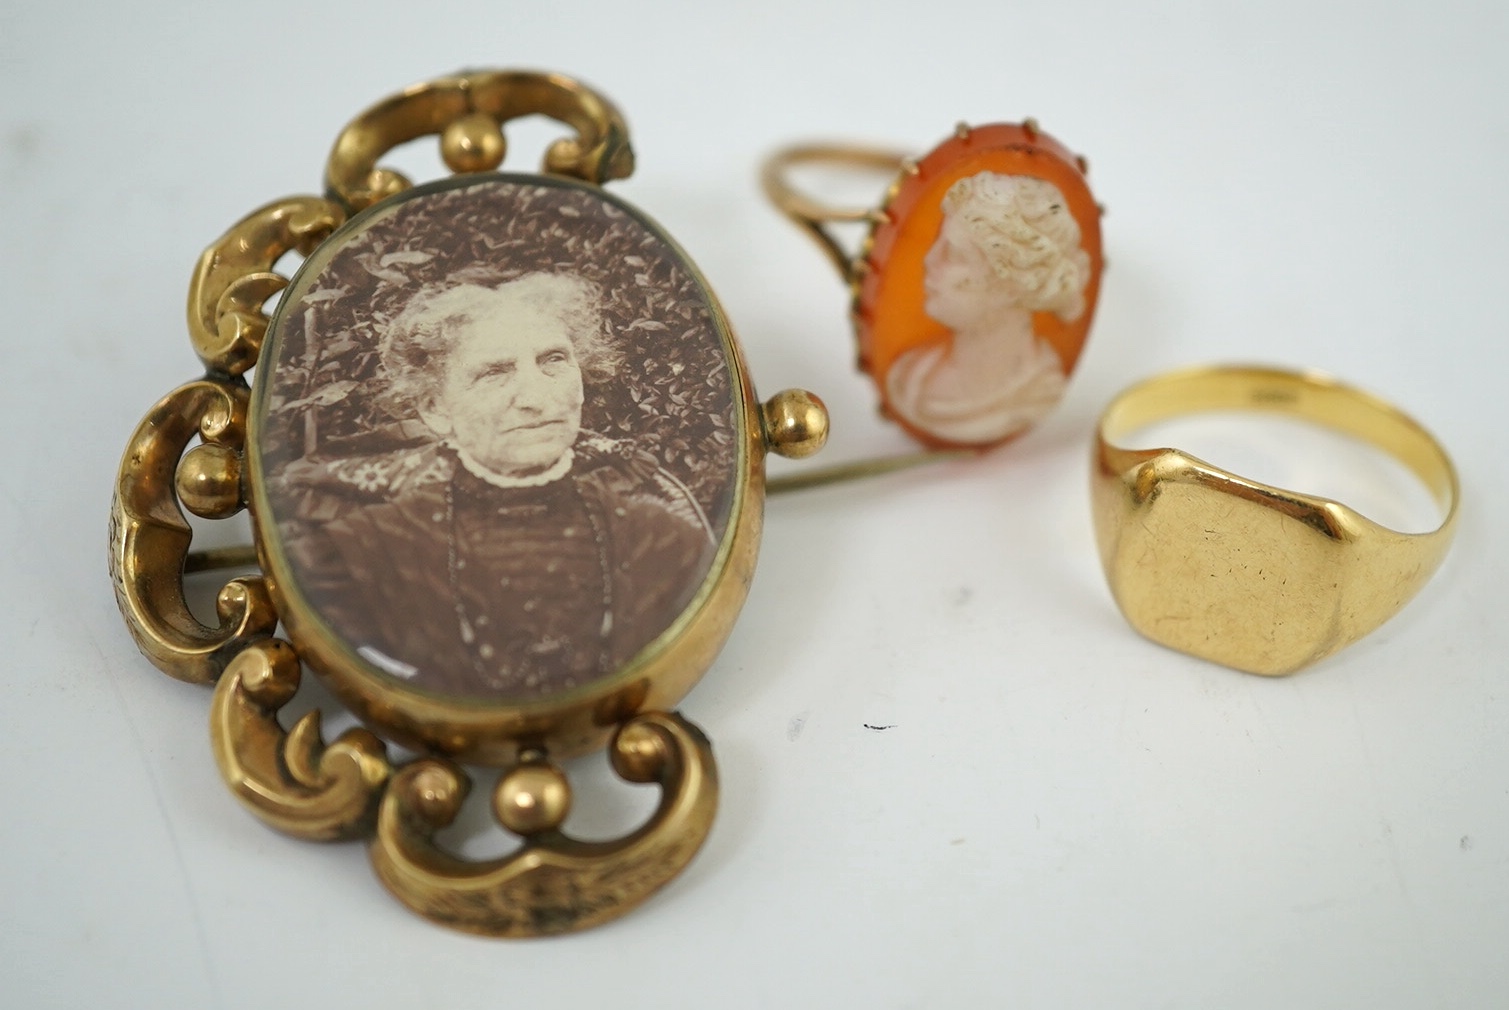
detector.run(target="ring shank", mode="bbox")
[760,144,909,222]
[1098,364,1458,524]
[760,143,909,281]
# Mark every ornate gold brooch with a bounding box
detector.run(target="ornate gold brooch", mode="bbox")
[109,69,827,936]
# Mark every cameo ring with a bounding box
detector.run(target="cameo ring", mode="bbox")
[763,122,1103,453]
[110,69,828,936]
[1092,365,1459,675]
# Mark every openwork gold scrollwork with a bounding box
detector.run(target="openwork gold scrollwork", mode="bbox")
[325,70,636,212]
[110,378,275,684]
[188,196,347,376]
[211,639,391,840]
[369,711,718,936]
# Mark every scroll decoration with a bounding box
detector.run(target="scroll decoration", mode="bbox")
[188,196,347,376]
[325,69,636,212]
[210,639,391,840]
[210,649,719,931]
[370,711,718,937]
[109,378,275,684]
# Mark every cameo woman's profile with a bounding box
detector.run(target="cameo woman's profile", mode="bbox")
[854,122,1104,450]
[886,170,1091,444]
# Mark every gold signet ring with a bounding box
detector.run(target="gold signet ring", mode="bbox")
[1092,365,1459,675]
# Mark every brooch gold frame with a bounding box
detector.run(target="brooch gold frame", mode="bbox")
[109,68,828,937]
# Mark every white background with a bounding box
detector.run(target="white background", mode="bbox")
[3,2,1507,1007]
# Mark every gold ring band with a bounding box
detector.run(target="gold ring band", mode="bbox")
[1091,365,1460,675]
[759,142,908,280]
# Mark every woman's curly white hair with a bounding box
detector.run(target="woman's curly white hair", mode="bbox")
[377,272,620,419]
[938,172,1091,321]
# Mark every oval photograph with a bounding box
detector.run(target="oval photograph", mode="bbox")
[856,123,1103,450]
[253,175,741,705]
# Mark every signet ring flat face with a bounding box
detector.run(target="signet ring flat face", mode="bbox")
[1092,365,1459,675]
[109,69,828,937]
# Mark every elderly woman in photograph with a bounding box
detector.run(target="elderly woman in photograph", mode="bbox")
[885,171,1092,445]
[289,273,715,700]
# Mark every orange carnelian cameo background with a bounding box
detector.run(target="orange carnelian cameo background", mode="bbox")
[856,123,1103,448]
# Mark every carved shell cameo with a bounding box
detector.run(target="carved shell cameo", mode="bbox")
[856,124,1104,450]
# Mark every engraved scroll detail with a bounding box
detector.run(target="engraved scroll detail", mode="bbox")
[369,711,718,936]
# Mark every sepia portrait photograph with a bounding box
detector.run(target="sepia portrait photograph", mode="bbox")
[258,177,739,703]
